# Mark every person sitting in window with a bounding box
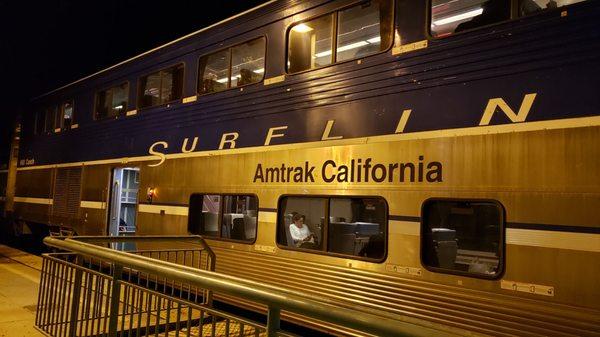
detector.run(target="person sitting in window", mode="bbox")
[237,68,255,86]
[455,0,511,33]
[519,0,542,16]
[290,213,316,247]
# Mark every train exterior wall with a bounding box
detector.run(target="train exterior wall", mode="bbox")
[3,0,599,335]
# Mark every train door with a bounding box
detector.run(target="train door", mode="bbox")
[108,167,140,238]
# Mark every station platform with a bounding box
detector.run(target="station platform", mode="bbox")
[0,245,45,337]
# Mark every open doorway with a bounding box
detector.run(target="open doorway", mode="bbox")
[108,167,140,237]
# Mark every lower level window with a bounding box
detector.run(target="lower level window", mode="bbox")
[277,196,387,260]
[421,199,504,278]
[188,193,258,243]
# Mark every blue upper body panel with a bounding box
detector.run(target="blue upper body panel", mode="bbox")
[18,0,600,166]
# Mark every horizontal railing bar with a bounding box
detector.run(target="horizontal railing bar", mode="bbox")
[44,237,458,337]
[52,235,211,244]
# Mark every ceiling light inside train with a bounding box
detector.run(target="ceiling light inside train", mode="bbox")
[314,36,381,58]
[433,8,483,26]
[292,23,313,33]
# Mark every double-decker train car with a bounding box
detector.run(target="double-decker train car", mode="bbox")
[1,0,599,335]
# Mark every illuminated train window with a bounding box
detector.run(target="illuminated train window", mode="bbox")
[198,37,266,95]
[287,0,393,73]
[188,193,258,243]
[95,83,129,120]
[60,100,74,129]
[431,0,587,37]
[138,64,184,108]
[421,199,505,279]
[277,196,387,261]
[430,0,510,37]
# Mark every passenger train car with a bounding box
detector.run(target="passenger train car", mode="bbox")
[1,0,599,335]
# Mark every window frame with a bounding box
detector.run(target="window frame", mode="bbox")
[187,192,259,244]
[93,81,130,121]
[137,63,186,110]
[276,194,389,263]
[419,197,506,280]
[285,0,395,75]
[197,36,267,96]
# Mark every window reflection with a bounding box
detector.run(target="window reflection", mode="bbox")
[328,198,386,259]
[430,0,510,37]
[139,64,184,108]
[199,38,265,95]
[188,194,258,243]
[277,196,387,260]
[421,200,504,278]
[288,0,393,73]
[288,15,333,73]
[95,83,129,120]
[200,49,230,94]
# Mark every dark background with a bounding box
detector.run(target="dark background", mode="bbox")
[0,0,269,160]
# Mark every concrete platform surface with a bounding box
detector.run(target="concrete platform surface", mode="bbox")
[0,245,45,337]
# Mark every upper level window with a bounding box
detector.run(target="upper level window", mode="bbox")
[518,0,587,16]
[44,106,56,133]
[431,0,586,37]
[139,64,184,108]
[287,0,393,73]
[431,0,510,37]
[277,196,387,260]
[95,83,129,120]
[34,111,45,135]
[198,37,265,95]
[59,100,74,129]
[421,199,504,278]
[188,193,258,243]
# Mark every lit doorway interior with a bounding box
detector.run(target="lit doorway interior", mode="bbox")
[108,167,140,237]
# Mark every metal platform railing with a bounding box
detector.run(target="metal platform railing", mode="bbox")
[36,235,459,337]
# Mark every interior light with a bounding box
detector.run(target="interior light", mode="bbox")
[292,23,313,33]
[367,36,381,44]
[253,68,265,74]
[314,37,379,59]
[114,105,124,110]
[314,50,332,58]
[433,8,483,26]
[337,41,369,52]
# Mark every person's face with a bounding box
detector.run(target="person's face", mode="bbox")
[294,217,304,227]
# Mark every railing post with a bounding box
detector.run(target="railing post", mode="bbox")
[68,256,83,337]
[108,264,123,337]
[266,306,281,337]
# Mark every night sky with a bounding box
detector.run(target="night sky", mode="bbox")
[0,0,269,157]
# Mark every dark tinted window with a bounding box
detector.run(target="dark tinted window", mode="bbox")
[221,195,258,242]
[198,38,265,95]
[518,0,587,16]
[430,0,510,37]
[199,49,230,94]
[277,196,387,260]
[95,83,129,120]
[288,15,333,73]
[139,64,184,108]
[287,0,393,73]
[188,193,258,243]
[44,106,56,133]
[34,111,45,135]
[421,199,504,278]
